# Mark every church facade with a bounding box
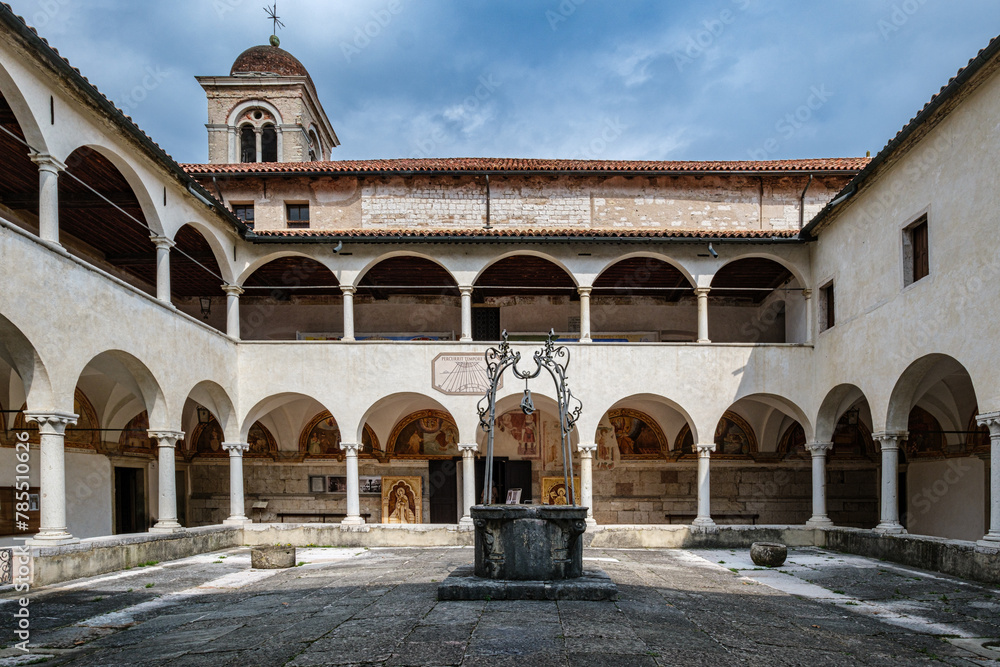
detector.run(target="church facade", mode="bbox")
[1,5,998,554]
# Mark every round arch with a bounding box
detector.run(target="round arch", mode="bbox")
[592,252,696,291]
[472,250,579,287]
[358,392,455,445]
[181,380,238,441]
[592,392,698,447]
[69,349,167,430]
[886,354,979,434]
[60,143,163,236]
[172,221,236,285]
[237,250,338,286]
[711,252,808,291]
[352,251,460,289]
[239,391,335,443]
[723,392,814,448]
[0,61,48,151]
[226,99,285,128]
[815,383,873,443]
[0,312,53,410]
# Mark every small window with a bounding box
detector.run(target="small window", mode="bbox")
[904,216,929,286]
[286,203,310,228]
[239,125,256,163]
[261,124,278,163]
[232,204,254,228]
[820,283,835,331]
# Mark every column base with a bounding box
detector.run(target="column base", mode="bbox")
[340,516,366,526]
[806,516,834,528]
[459,516,474,529]
[26,531,79,547]
[222,516,251,526]
[150,521,186,533]
[579,337,592,343]
[873,522,907,535]
[459,336,472,342]
[585,518,597,528]
[691,516,715,527]
[976,532,1000,549]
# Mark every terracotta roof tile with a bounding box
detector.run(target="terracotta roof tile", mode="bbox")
[183,157,869,176]
[247,228,800,240]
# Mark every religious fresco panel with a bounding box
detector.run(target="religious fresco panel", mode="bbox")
[189,415,277,459]
[298,411,381,461]
[904,406,966,459]
[777,423,808,459]
[674,411,758,459]
[381,476,421,524]
[540,476,581,505]
[11,389,99,449]
[829,409,875,458]
[495,410,542,460]
[117,411,156,457]
[387,410,459,459]
[605,408,668,460]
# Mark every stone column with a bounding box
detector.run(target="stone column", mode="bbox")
[694,287,711,343]
[874,432,906,534]
[255,129,262,162]
[340,442,365,525]
[805,441,834,527]
[222,284,244,339]
[149,430,185,532]
[30,153,66,244]
[578,443,597,525]
[341,286,356,342]
[150,235,175,304]
[802,288,814,343]
[977,412,1000,547]
[24,411,78,545]
[693,443,716,526]
[459,286,473,342]
[578,287,592,342]
[222,442,250,525]
[458,443,478,527]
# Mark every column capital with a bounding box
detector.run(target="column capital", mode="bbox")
[977,411,1000,436]
[805,441,833,455]
[222,284,244,297]
[873,432,907,451]
[695,442,716,457]
[340,441,361,455]
[30,152,67,173]
[459,285,474,296]
[801,288,813,299]
[577,286,593,297]
[693,287,711,297]
[150,235,175,251]
[340,285,357,296]
[222,441,249,456]
[577,443,597,458]
[458,442,479,454]
[148,430,185,446]
[24,411,78,435]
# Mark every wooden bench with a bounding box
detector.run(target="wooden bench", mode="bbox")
[276,512,372,524]
[664,513,760,525]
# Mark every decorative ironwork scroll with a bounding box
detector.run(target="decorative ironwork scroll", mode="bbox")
[477,330,583,507]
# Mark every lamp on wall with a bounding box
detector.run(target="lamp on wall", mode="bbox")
[199,297,212,319]
[197,406,212,425]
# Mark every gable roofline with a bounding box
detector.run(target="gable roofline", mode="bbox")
[0,3,248,235]
[800,32,1000,240]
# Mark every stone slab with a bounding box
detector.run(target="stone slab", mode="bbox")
[437,565,617,601]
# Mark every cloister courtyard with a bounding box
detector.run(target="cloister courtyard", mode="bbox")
[2,545,1000,666]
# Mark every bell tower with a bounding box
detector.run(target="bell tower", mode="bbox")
[196,36,338,164]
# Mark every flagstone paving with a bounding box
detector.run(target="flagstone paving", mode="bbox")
[1,545,999,665]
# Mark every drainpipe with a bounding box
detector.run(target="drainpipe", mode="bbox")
[799,174,814,229]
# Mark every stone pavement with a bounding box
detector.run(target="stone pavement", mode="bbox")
[1,545,999,666]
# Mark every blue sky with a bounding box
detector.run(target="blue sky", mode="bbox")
[11,0,1000,163]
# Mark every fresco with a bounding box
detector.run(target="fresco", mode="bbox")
[298,411,381,460]
[388,410,458,459]
[382,476,421,524]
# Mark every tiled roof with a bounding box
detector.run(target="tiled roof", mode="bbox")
[803,33,1000,237]
[231,44,310,78]
[248,228,801,240]
[183,157,869,176]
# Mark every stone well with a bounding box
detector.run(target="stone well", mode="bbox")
[472,504,587,581]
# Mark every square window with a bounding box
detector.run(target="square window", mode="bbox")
[232,204,254,228]
[286,203,310,228]
[820,283,835,331]
[903,215,929,286]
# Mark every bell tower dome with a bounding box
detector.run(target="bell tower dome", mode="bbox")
[196,38,338,164]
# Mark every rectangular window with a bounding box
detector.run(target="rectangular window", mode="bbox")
[821,283,835,331]
[232,204,254,228]
[286,203,310,228]
[911,218,929,282]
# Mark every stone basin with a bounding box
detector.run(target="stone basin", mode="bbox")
[472,504,588,581]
